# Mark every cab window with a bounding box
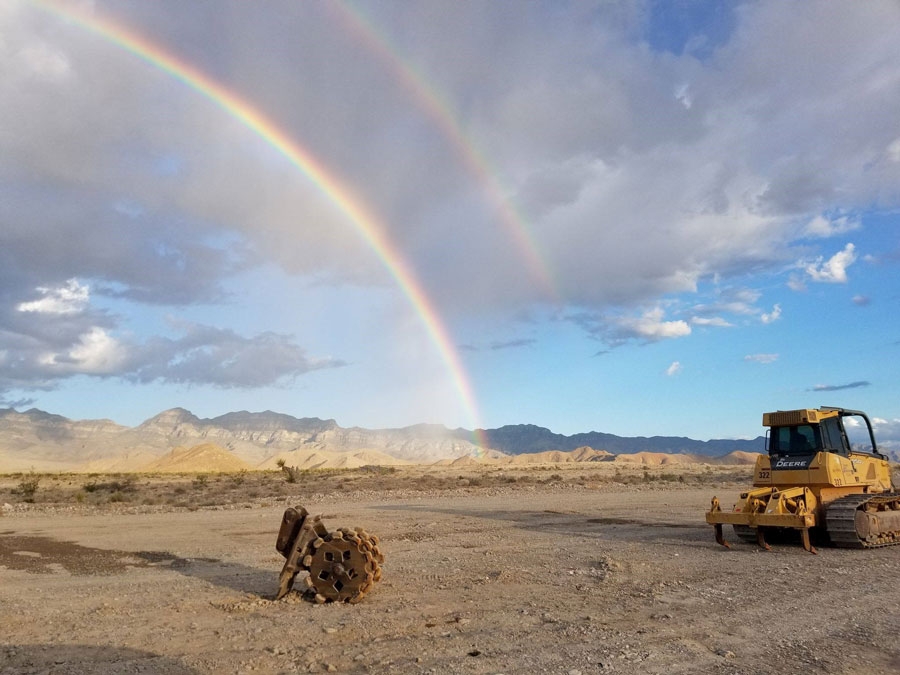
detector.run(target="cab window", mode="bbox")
[770,424,821,455]
[820,417,848,455]
[843,415,875,454]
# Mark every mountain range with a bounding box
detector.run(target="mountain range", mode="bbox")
[0,407,764,473]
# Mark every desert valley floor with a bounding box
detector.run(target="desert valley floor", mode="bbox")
[2,463,899,674]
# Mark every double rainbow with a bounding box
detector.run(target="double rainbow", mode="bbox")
[329,1,558,301]
[32,0,489,448]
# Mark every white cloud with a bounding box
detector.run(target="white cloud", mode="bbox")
[65,327,129,374]
[810,380,870,392]
[6,2,900,314]
[38,327,128,375]
[744,353,778,364]
[804,215,860,238]
[760,304,781,324]
[571,305,691,346]
[666,361,682,376]
[690,288,762,325]
[888,138,900,163]
[620,307,691,342]
[674,83,692,109]
[17,279,90,315]
[4,1,899,318]
[3,0,900,403]
[805,243,857,283]
[691,316,733,327]
[787,275,807,292]
[871,418,900,454]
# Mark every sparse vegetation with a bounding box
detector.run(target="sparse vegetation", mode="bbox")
[0,462,755,511]
[16,472,41,502]
[276,458,301,483]
[84,476,136,494]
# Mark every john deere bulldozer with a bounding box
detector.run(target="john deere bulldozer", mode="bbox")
[707,407,900,553]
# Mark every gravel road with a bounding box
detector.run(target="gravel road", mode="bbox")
[2,483,899,674]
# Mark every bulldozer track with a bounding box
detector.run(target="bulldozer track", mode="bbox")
[825,493,900,549]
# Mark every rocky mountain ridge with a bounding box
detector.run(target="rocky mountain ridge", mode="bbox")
[0,407,764,473]
[475,423,765,456]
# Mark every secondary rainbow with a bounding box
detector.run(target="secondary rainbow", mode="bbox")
[32,0,489,449]
[329,1,559,301]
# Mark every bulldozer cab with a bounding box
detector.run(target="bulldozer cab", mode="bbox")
[765,407,884,461]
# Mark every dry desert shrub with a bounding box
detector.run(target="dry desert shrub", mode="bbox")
[16,472,41,503]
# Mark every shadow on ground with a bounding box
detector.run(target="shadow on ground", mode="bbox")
[0,533,273,596]
[376,503,714,547]
[0,644,197,674]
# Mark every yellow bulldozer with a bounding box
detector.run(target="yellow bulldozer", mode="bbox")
[707,407,900,553]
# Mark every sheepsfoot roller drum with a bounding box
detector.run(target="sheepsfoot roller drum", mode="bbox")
[275,506,384,603]
[707,407,900,553]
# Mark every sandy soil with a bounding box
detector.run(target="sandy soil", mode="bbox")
[2,467,899,674]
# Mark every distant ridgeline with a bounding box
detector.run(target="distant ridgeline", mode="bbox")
[0,408,765,471]
[463,424,766,456]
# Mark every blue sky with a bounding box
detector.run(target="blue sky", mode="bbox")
[2,0,899,448]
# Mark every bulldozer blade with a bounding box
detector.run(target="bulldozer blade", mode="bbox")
[714,524,731,549]
[756,528,771,551]
[801,528,818,555]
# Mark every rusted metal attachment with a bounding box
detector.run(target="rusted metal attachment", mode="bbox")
[710,497,731,549]
[275,506,384,603]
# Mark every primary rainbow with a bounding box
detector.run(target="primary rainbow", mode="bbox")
[329,1,559,301]
[32,0,490,449]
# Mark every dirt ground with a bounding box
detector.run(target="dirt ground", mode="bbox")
[2,464,899,674]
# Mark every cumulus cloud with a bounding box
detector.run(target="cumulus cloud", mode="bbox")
[744,353,779,364]
[805,243,857,283]
[125,324,345,388]
[608,307,691,344]
[570,305,690,347]
[666,361,682,376]
[0,280,342,391]
[4,1,899,315]
[41,327,129,376]
[4,0,900,405]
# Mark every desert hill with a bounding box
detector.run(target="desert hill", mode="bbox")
[0,407,763,473]
[141,443,253,473]
[259,447,411,471]
[508,446,614,464]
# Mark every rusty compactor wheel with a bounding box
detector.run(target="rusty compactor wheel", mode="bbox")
[305,527,384,603]
[276,508,384,603]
